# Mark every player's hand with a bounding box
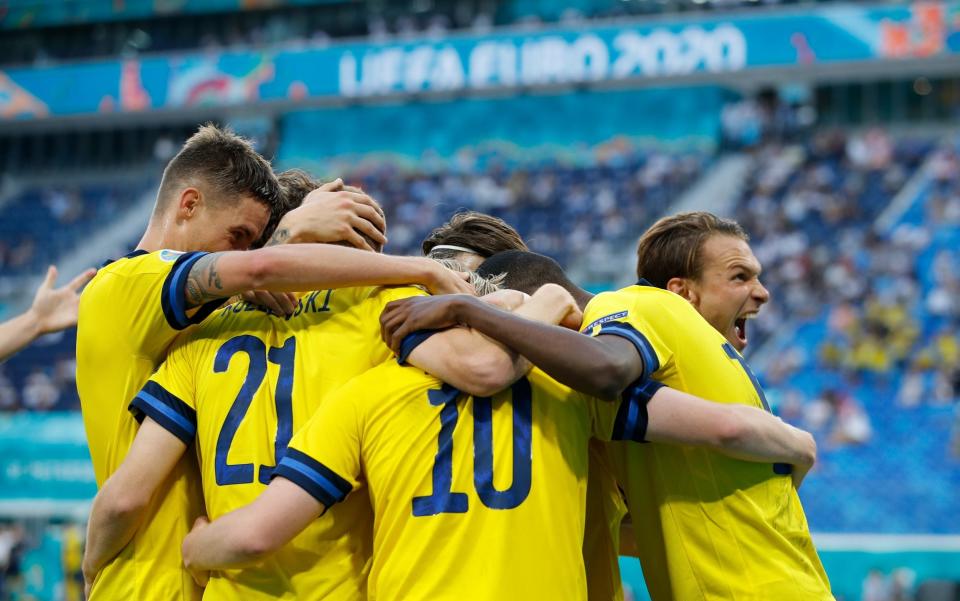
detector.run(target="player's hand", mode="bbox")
[479,289,528,311]
[184,517,211,588]
[29,265,96,334]
[423,261,477,297]
[380,295,473,353]
[240,290,299,317]
[82,565,95,599]
[271,178,387,252]
[791,431,817,490]
[529,284,582,329]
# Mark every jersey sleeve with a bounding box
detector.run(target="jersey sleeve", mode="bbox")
[588,380,666,443]
[364,286,431,364]
[580,290,674,382]
[128,337,198,445]
[274,388,362,509]
[160,251,228,330]
[581,289,679,442]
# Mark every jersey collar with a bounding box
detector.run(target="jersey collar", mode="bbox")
[100,249,149,268]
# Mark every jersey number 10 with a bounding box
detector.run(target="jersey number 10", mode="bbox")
[413,378,533,517]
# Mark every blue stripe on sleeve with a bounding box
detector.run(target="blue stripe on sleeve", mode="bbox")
[159,252,225,330]
[612,380,664,443]
[596,321,660,381]
[127,381,197,444]
[273,448,352,507]
[397,329,440,365]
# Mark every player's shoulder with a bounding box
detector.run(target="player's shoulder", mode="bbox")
[331,361,434,411]
[584,283,686,326]
[95,249,189,279]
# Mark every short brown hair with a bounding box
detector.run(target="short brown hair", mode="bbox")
[156,124,280,219]
[636,212,748,288]
[422,211,528,258]
[253,168,319,248]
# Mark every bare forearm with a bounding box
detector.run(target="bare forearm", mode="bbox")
[82,489,144,578]
[186,246,442,307]
[407,328,525,397]
[0,310,40,362]
[452,298,633,399]
[182,509,266,571]
[643,388,815,469]
[721,405,816,466]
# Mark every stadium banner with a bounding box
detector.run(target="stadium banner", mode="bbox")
[0,412,96,508]
[1,1,959,120]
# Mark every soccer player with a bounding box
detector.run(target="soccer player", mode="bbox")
[381,215,832,600]
[76,126,472,601]
[178,256,816,601]
[0,265,95,362]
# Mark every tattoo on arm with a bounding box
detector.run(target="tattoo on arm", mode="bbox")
[265,228,290,247]
[184,254,225,308]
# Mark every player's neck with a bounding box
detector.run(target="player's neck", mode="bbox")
[136,216,179,253]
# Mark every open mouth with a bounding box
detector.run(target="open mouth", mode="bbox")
[734,316,748,347]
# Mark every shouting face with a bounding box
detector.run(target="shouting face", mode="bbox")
[673,234,770,351]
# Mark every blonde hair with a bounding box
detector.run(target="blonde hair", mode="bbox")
[433,258,503,296]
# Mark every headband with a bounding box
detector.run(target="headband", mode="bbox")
[428,244,481,255]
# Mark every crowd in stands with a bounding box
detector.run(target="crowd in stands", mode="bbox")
[757,135,959,436]
[0,183,143,280]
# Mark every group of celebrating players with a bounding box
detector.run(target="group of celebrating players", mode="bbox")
[75,125,834,600]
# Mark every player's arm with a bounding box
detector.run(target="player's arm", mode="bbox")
[403,285,581,396]
[82,418,188,586]
[643,386,817,477]
[382,295,643,400]
[181,245,473,313]
[0,266,95,362]
[182,478,323,580]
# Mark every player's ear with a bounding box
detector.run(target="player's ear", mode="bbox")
[666,277,695,302]
[177,188,202,220]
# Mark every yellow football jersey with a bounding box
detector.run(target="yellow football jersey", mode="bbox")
[131,285,424,601]
[277,361,631,601]
[77,249,225,601]
[581,283,832,601]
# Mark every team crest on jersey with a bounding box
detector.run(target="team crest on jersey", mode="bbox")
[584,311,628,332]
[159,249,185,262]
